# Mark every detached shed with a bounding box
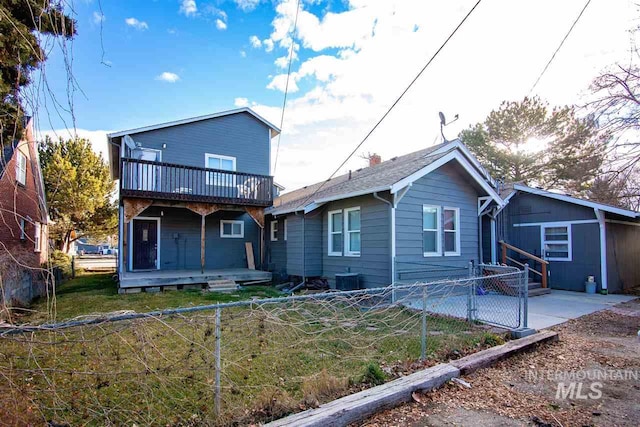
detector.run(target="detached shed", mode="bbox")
[493,184,640,293]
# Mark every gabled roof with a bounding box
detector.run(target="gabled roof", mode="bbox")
[510,183,640,219]
[268,140,503,216]
[107,107,281,139]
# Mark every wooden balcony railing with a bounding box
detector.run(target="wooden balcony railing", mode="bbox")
[121,158,273,206]
[499,240,549,288]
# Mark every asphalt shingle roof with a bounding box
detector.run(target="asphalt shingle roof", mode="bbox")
[268,141,453,215]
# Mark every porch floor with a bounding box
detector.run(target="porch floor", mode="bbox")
[119,268,272,288]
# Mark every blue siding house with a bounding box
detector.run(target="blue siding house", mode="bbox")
[265,140,505,289]
[489,184,640,293]
[107,108,280,289]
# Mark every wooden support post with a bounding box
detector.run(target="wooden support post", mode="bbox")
[201,215,206,274]
[541,262,547,288]
[501,243,507,265]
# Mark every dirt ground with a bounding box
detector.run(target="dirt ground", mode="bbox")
[358,299,640,427]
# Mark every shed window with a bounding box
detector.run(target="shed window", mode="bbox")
[220,220,244,238]
[542,225,571,261]
[443,207,460,256]
[328,210,343,256]
[344,207,361,257]
[16,151,27,185]
[270,220,278,241]
[423,205,441,256]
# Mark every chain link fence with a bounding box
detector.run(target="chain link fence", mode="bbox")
[0,268,526,426]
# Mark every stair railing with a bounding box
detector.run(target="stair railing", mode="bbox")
[499,240,549,288]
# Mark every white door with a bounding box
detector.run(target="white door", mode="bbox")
[133,149,161,191]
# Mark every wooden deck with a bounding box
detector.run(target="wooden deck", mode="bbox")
[119,268,272,288]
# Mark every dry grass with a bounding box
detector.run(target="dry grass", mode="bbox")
[301,369,350,408]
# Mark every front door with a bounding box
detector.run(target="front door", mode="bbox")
[132,219,158,270]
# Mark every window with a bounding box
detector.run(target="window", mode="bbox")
[205,153,236,186]
[16,151,27,185]
[270,220,278,241]
[19,218,26,240]
[423,205,441,256]
[284,219,288,241]
[220,220,244,238]
[34,222,41,252]
[443,207,460,256]
[328,210,343,256]
[344,207,361,257]
[542,225,571,261]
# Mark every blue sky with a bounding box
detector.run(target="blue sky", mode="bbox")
[37,0,636,189]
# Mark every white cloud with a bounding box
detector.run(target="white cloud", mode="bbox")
[249,35,262,48]
[263,38,274,52]
[234,97,250,107]
[155,72,180,83]
[125,17,148,30]
[244,0,635,191]
[234,0,260,12]
[215,18,227,30]
[240,50,247,57]
[180,0,197,17]
[93,11,105,24]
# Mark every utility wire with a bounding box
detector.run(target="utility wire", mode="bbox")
[273,0,301,176]
[294,0,484,210]
[529,0,592,95]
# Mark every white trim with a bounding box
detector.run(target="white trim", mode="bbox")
[108,107,281,138]
[129,216,161,270]
[314,186,389,206]
[595,209,608,290]
[205,153,237,186]
[541,223,572,262]
[514,219,598,227]
[344,206,361,257]
[443,207,461,256]
[284,218,288,241]
[490,215,497,264]
[513,184,639,219]
[429,139,496,187]
[34,222,41,252]
[303,202,325,214]
[220,220,245,238]
[422,204,441,257]
[391,151,504,207]
[328,209,343,256]
[270,220,278,241]
[15,150,27,185]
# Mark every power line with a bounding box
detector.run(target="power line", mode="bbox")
[529,0,592,95]
[272,0,301,176]
[294,0,484,210]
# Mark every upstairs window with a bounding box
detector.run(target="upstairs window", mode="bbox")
[328,210,343,256]
[16,151,27,185]
[443,207,460,256]
[270,220,278,241]
[344,207,361,257]
[423,205,441,256]
[19,218,26,240]
[543,225,571,261]
[205,153,236,186]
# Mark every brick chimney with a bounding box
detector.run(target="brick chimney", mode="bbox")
[369,154,382,167]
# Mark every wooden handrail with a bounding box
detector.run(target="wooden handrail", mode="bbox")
[499,240,549,288]
[499,241,548,265]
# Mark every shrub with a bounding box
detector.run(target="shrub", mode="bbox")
[362,362,386,386]
[48,250,72,278]
[481,332,505,347]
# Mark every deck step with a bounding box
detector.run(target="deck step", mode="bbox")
[527,282,542,290]
[528,287,552,297]
[207,279,239,293]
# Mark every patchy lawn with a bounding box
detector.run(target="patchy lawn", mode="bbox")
[360,298,640,427]
[20,272,282,323]
[1,273,507,426]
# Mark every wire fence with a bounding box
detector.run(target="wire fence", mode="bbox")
[0,268,526,426]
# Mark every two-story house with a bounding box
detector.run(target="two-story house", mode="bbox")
[107,108,279,290]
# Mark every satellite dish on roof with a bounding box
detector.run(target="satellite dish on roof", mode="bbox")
[439,112,446,126]
[438,111,459,143]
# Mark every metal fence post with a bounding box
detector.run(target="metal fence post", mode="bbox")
[392,257,397,304]
[214,307,221,417]
[523,264,529,329]
[421,285,427,361]
[467,261,474,322]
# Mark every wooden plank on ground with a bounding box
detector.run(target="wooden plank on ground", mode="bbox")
[450,330,558,375]
[245,242,255,270]
[265,363,459,427]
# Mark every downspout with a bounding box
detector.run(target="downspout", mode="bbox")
[594,209,608,292]
[373,192,394,284]
[490,213,497,264]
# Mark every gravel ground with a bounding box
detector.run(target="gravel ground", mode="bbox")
[357,299,640,427]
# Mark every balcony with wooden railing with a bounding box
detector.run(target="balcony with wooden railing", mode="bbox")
[120,158,273,207]
[499,240,549,289]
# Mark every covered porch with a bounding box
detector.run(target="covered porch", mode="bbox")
[119,268,272,289]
